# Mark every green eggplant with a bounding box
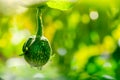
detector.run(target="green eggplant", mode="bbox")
[22,8,51,69]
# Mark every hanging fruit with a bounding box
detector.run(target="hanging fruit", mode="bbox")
[21,8,51,69]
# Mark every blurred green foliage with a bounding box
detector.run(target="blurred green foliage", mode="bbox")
[0,0,120,80]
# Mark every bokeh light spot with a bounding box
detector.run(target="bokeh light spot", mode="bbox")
[57,48,67,56]
[81,14,90,24]
[89,11,99,20]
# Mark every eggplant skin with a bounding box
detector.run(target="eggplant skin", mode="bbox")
[23,36,51,67]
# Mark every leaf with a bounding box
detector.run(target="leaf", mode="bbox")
[19,0,77,10]
[47,0,77,10]
[18,0,48,8]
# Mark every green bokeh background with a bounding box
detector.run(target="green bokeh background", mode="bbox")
[0,0,120,80]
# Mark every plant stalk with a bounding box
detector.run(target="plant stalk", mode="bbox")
[36,8,42,37]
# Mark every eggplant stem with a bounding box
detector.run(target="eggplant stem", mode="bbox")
[36,8,43,37]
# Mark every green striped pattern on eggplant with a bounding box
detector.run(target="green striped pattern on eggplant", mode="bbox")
[23,36,51,67]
